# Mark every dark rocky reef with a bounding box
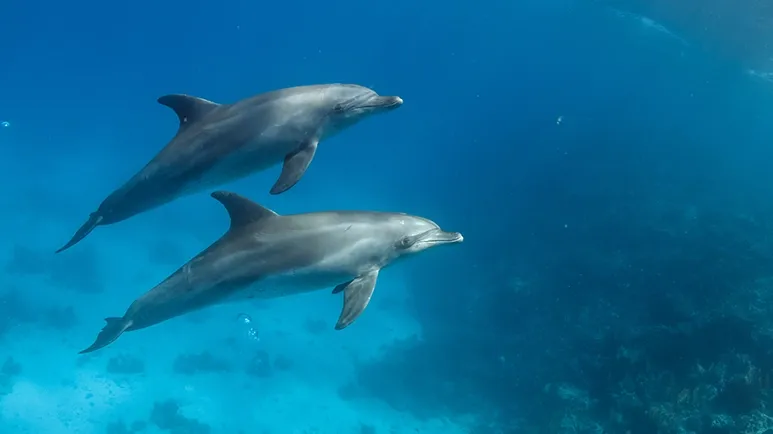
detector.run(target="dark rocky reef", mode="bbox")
[0,285,80,338]
[149,399,210,434]
[240,350,293,377]
[534,315,773,433]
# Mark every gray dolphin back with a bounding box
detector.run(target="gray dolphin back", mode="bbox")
[55,83,402,253]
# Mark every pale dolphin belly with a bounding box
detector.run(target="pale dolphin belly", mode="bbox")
[221,268,354,304]
[131,270,350,329]
[179,137,299,197]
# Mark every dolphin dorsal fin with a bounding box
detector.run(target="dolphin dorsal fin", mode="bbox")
[211,191,279,230]
[157,94,220,130]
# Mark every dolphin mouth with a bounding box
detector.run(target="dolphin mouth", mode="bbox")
[359,95,403,110]
[422,229,464,246]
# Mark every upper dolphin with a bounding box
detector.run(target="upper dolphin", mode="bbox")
[78,191,463,353]
[56,84,403,253]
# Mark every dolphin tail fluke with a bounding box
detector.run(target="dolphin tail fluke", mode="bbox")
[79,317,131,354]
[56,213,103,253]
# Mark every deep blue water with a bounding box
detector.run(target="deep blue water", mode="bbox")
[3,0,773,433]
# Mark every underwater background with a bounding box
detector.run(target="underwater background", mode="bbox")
[3,0,773,433]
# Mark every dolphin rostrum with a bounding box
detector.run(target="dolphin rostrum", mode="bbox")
[56,84,403,253]
[79,191,462,353]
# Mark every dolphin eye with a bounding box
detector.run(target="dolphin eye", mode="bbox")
[333,103,345,113]
[398,236,412,249]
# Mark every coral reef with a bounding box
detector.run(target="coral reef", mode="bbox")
[539,313,773,433]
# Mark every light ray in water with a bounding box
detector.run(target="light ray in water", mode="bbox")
[747,69,773,83]
[610,8,690,47]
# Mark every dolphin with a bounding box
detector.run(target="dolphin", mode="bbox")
[78,191,463,354]
[56,84,403,253]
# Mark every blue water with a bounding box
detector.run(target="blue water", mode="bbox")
[3,0,773,433]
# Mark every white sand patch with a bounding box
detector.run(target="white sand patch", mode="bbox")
[175,375,469,434]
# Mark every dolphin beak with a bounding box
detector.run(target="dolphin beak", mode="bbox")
[429,230,464,245]
[368,95,403,110]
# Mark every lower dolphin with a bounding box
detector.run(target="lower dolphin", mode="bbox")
[56,84,403,253]
[79,191,463,353]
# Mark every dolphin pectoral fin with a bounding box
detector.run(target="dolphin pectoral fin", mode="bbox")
[157,94,220,131]
[335,270,379,330]
[56,213,104,253]
[79,317,132,354]
[269,139,319,195]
